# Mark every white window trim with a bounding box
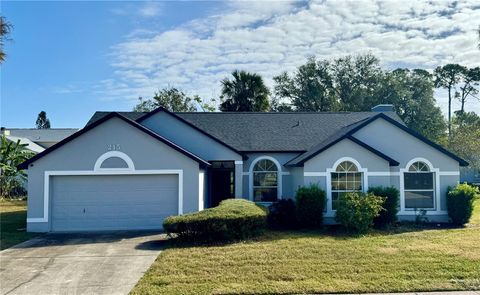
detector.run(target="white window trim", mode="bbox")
[325,157,368,216]
[94,151,135,171]
[304,158,456,216]
[249,156,282,202]
[198,171,205,211]
[400,157,441,214]
[27,153,184,223]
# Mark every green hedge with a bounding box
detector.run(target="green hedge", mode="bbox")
[295,184,326,228]
[163,199,267,241]
[335,192,384,234]
[368,186,399,227]
[447,183,479,225]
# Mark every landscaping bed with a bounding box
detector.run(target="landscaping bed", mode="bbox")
[131,200,480,295]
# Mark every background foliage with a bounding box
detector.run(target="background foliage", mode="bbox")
[0,135,34,198]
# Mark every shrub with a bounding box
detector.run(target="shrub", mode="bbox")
[295,184,326,228]
[367,186,399,227]
[163,199,267,241]
[267,199,297,229]
[335,192,384,234]
[447,183,479,225]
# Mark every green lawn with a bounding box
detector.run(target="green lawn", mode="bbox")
[0,199,39,250]
[132,202,480,295]
[471,198,480,225]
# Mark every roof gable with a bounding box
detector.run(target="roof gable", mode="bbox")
[287,113,468,167]
[136,107,242,155]
[18,112,210,170]
[286,133,399,167]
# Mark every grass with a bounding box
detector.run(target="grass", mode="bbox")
[471,198,480,225]
[132,202,480,295]
[0,199,39,250]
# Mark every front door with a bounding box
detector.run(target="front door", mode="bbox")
[210,161,235,207]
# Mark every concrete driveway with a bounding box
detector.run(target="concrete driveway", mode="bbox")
[0,231,165,295]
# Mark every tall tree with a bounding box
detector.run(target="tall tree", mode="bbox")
[219,70,270,112]
[457,67,480,113]
[434,64,464,136]
[273,57,337,112]
[133,87,215,112]
[0,16,13,63]
[449,111,480,169]
[272,54,448,143]
[331,53,384,111]
[379,69,447,143]
[36,111,51,129]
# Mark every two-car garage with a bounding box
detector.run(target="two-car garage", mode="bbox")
[50,174,179,232]
[22,113,209,233]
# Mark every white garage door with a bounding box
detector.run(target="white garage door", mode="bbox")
[51,174,178,232]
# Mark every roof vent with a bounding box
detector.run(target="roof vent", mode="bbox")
[371,104,394,112]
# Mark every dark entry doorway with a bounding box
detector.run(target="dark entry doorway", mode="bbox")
[209,161,235,207]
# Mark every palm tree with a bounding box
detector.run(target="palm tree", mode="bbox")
[219,70,270,112]
[0,135,34,198]
[0,16,13,63]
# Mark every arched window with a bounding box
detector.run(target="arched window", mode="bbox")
[331,160,363,210]
[253,159,278,202]
[404,161,434,209]
[100,156,129,169]
[94,151,135,171]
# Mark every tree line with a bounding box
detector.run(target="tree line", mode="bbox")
[134,54,479,168]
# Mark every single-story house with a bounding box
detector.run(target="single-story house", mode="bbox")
[1,128,79,153]
[19,105,468,232]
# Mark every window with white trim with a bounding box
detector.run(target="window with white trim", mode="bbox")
[331,161,363,210]
[100,156,129,169]
[253,159,278,202]
[404,161,435,209]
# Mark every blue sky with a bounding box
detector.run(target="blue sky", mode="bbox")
[1,1,479,128]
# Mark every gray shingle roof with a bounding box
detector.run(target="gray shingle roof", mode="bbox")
[86,111,403,152]
[4,128,79,142]
[285,116,396,166]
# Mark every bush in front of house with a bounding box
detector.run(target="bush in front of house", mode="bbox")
[447,183,479,225]
[295,184,326,228]
[267,199,297,229]
[163,199,267,241]
[367,186,399,227]
[335,192,384,234]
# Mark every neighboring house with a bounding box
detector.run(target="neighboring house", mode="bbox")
[1,128,79,153]
[1,128,79,190]
[19,105,468,232]
[460,167,480,185]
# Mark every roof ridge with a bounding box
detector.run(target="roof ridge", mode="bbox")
[175,111,377,114]
[4,128,79,130]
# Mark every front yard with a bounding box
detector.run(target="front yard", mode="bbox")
[0,199,38,250]
[132,200,480,295]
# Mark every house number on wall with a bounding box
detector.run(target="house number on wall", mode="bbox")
[107,144,121,151]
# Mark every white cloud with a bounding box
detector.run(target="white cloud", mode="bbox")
[137,1,163,18]
[100,0,480,115]
[110,1,163,18]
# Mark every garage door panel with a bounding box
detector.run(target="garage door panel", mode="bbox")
[51,174,178,231]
